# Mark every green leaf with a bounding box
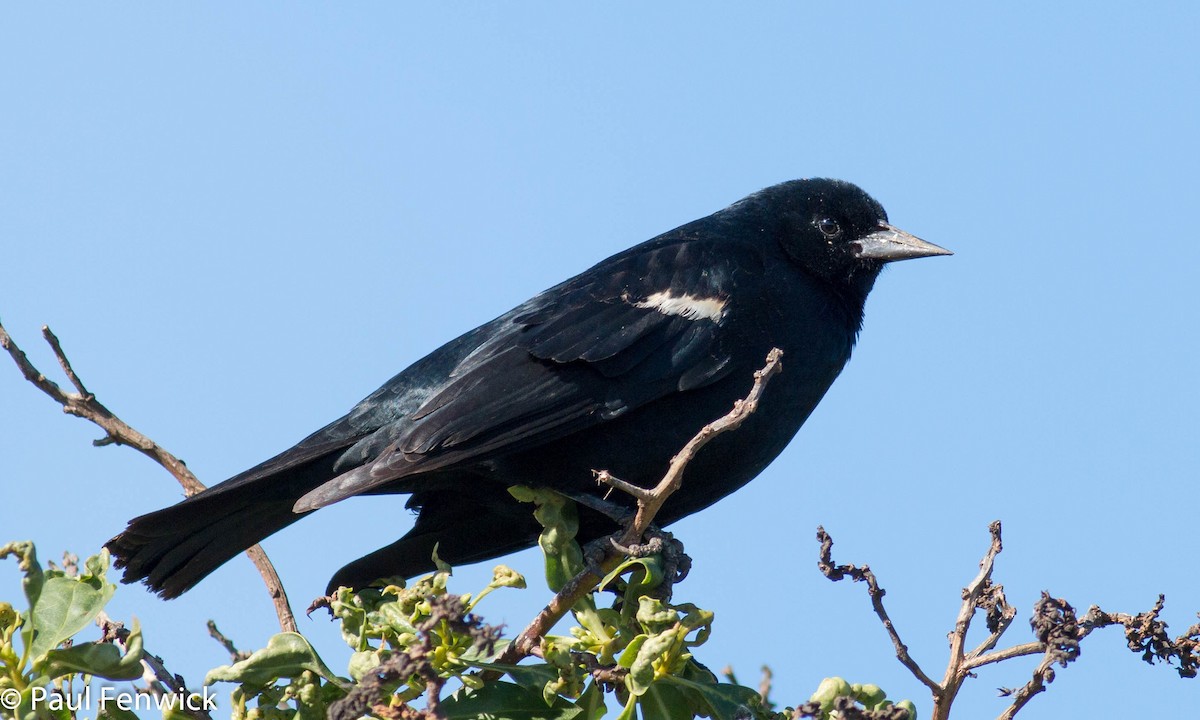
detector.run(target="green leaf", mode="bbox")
[205,632,346,690]
[347,649,384,682]
[809,676,852,711]
[24,551,116,663]
[469,660,559,691]
[1,541,46,664]
[458,637,510,665]
[625,556,664,596]
[540,511,582,590]
[330,585,420,652]
[489,565,527,590]
[0,602,17,631]
[98,698,142,720]
[27,577,115,661]
[598,557,646,591]
[598,556,664,600]
[0,542,44,607]
[638,682,694,720]
[672,604,714,650]
[574,680,608,720]
[855,683,886,709]
[440,680,584,719]
[432,543,453,574]
[626,631,675,696]
[617,634,648,669]
[634,598,679,633]
[659,675,759,720]
[509,487,583,591]
[37,618,144,680]
[80,552,110,584]
[507,485,541,503]
[614,694,638,720]
[285,671,330,720]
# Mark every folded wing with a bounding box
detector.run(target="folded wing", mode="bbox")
[294,237,753,511]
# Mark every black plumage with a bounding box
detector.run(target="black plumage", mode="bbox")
[107,178,949,598]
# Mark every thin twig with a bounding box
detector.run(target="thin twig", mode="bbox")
[43,326,93,399]
[493,349,785,666]
[601,347,785,547]
[963,642,1043,671]
[995,650,1058,720]
[758,665,774,707]
[816,527,941,694]
[493,555,621,665]
[934,521,1005,718]
[243,545,296,632]
[206,620,251,663]
[1,319,297,633]
[571,649,629,687]
[965,584,1018,663]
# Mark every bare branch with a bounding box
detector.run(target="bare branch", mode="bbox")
[819,520,1198,720]
[965,582,1018,663]
[816,526,941,694]
[994,595,1200,718]
[1,319,297,633]
[493,349,784,667]
[963,642,1043,671]
[528,646,629,687]
[493,555,618,665]
[243,545,296,633]
[995,646,1060,720]
[601,347,784,547]
[42,325,93,398]
[930,520,1006,717]
[1078,598,1200,678]
[206,620,251,663]
[758,665,774,707]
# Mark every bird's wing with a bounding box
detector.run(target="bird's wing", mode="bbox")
[294,237,757,511]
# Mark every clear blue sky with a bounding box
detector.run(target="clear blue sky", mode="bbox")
[2,4,1197,718]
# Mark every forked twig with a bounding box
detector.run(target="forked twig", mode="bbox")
[817,521,1199,720]
[1,319,297,633]
[597,347,784,547]
[493,348,784,665]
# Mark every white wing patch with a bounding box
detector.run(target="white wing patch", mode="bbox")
[632,291,727,322]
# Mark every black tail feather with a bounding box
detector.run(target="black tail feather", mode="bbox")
[107,454,339,598]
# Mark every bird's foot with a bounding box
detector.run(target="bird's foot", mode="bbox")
[607,527,691,600]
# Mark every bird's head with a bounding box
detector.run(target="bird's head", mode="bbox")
[737,178,951,299]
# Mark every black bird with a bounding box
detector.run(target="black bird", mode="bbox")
[108,178,949,598]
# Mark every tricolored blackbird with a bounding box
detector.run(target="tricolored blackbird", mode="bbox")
[108,178,950,597]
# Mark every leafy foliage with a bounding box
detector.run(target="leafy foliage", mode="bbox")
[0,499,915,720]
[0,543,144,720]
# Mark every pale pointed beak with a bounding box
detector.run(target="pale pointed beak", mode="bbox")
[853,223,952,262]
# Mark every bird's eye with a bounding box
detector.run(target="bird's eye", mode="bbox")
[816,217,841,239]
